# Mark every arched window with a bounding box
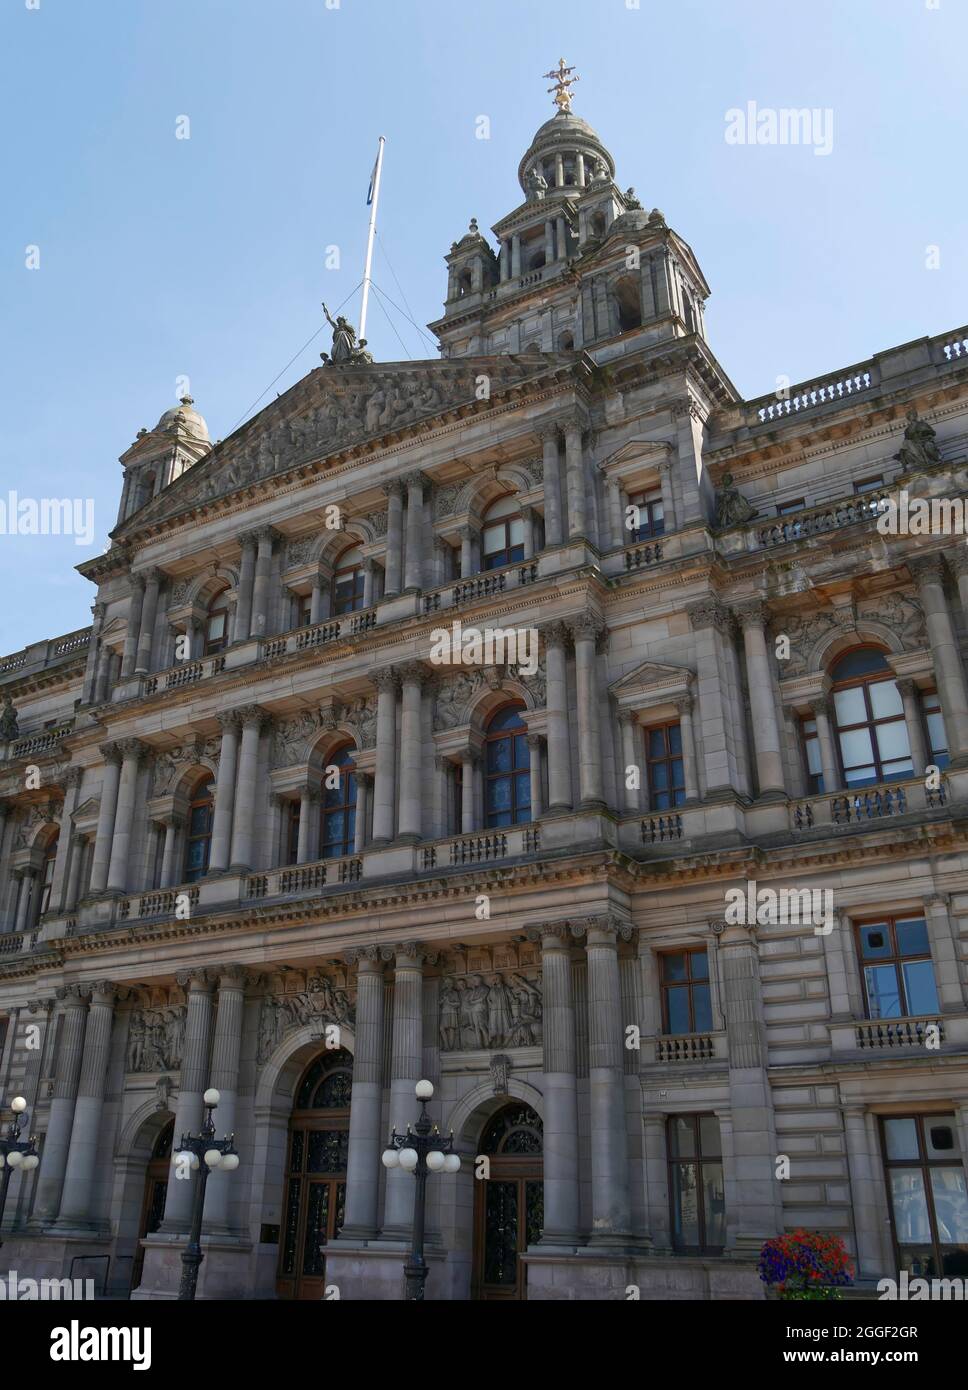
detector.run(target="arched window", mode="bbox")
[203,587,230,655]
[332,545,365,615]
[37,833,58,919]
[184,775,215,882]
[558,331,575,351]
[613,275,643,332]
[830,647,912,788]
[320,745,357,858]
[457,269,473,298]
[484,705,530,827]
[481,495,524,571]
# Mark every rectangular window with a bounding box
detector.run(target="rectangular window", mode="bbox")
[854,474,885,495]
[645,722,684,811]
[661,949,712,1034]
[881,1114,968,1277]
[800,716,823,794]
[777,497,806,515]
[628,490,665,542]
[292,595,312,630]
[922,691,949,769]
[668,1115,725,1253]
[856,916,940,1019]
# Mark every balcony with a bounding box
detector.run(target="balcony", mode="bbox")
[142,654,226,696]
[246,854,363,901]
[0,626,91,681]
[752,489,890,550]
[855,1016,945,1051]
[4,721,74,762]
[422,560,539,616]
[623,540,664,572]
[644,1030,728,1065]
[790,775,946,832]
[421,825,540,869]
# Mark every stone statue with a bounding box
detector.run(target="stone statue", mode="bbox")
[525,166,548,201]
[894,408,941,471]
[624,187,643,210]
[126,1006,186,1073]
[590,158,609,185]
[714,472,757,528]
[438,970,543,1051]
[320,303,373,366]
[0,696,18,743]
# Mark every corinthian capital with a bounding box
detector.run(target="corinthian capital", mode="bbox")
[372,666,400,694]
[733,599,770,631]
[908,554,945,586]
[686,599,730,634]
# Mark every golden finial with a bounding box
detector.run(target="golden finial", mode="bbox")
[543,58,579,114]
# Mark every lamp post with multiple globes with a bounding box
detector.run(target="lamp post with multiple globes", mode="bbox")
[173,1087,239,1301]
[382,1079,461,1301]
[0,1097,39,1248]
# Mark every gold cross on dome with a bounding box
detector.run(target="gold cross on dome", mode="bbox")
[544,58,579,113]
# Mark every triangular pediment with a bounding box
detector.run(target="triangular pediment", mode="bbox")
[609,659,693,696]
[117,354,580,536]
[71,796,101,822]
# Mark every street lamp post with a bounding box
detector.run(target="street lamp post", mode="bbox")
[0,1097,39,1249]
[173,1087,239,1301]
[382,1079,461,1301]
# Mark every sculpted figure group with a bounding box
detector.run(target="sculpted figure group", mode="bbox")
[439,972,542,1051]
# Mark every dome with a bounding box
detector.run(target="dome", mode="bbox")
[517,109,616,196]
[156,396,210,441]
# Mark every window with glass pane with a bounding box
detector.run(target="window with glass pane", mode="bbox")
[203,588,230,655]
[628,490,665,542]
[484,705,531,827]
[921,691,949,769]
[320,745,356,858]
[857,917,939,1019]
[661,950,712,1034]
[184,777,215,882]
[854,475,885,494]
[332,546,365,615]
[645,722,685,810]
[881,1115,968,1277]
[292,593,312,630]
[830,648,912,786]
[481,495,525,570]
[800,716,823,793]
[668,1114,725,1253]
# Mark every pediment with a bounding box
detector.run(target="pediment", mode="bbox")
[71,796,101,823]
[609,659,693,697]
[118,354,579,535]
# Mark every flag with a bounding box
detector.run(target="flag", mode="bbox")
[366,151,379,206]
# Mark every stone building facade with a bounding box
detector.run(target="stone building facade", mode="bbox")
[1,90,968,1301]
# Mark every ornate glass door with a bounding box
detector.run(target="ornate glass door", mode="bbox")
[472,1104,543,1300]
[277,1051,352,1300]
[131,1120,173,1292]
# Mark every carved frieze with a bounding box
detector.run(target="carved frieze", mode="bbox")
[126,1006,186,1073]
[773,593,926,677]
[439,964,542,1052]
[258,972,356,1065]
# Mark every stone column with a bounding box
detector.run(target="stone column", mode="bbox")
[381,943,426,1236]
[582,917,632,1243]
[204,964,247,1231]
[543,623,572,812]
[571,615,606,810]
[362,559,375,609]
[120,576,145,678]
[402,473,426,593]
[556,216,567,262]
[563,415,587,539]
[134,569,162,674]
[32,985,89,1224]
[308,573,326,625]
[397,664,426,843]
[229,706,267,871]
[606,478,624,550]
[673,694,700,802]
[539,426,564,547]
[499,241,509,283]
[460,751,477,833]
[234,532,257,640]
[383,481,404,597]
[459,526,477,579]
[809,695,841,793]
[529,924,580,1246]
[657,460,676,533]
[157,814,182,889]
[82,603,105,703]
[618,710,640,814]
[843,1107,888,1278]
[544,219,555,263]
[371,669,399,844]
[895,680,928,777]
[735,601,785,798]
[521,506,537,561]
[924,893,965,1013]
[911,555,968,761]
[208,713,240,874]
[93,637,113,704]
[105,740,146,893]
[64,833,87,911]
[296,787,316,863]
[249,527,277,638]
[339,947,385,1239]
[57,981,117,1227]
[13,868,36,931]
[511,234,521,278]
[353,773,371,853]
[161,970,214,1232]
[526,734,544,819]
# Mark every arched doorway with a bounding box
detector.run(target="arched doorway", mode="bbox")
[472,1103,543,1300]
[276,1049,352,1299]
[131,1119,173,1292]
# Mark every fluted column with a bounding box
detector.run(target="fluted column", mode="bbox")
[397,663,426,842]
[529,924,579,1245]
[354,773,371,853]
[735,601,785,798]
[208,713,240,873]
[809,695,841,793]
[526,734,544,819]
[618,711,640,813]
[460,751,477,832]
[539,426,564,546]
[106,739,146,893]
[895,679,928,777]
[229,706,267,871]
[159,814,183,889]
[911,555,968,761]
[371,669,399,844]
[49,767,82,913]
[64,832,87,911]
[582,917,632,1243]
[204,965,247,1230]
[57,982,117,1227]
[161,970,214,1231]
[403,472,426,593]
[89,745,122,895]
[571,615,606,809]
[249,527,277,639]
[134,568,162,674]
[544,623,572,812]
[381,942,427,1235]
[563,415,587,539]
[32,985,89,1224]
[93,637,114,704]
[674,695,700,801]
[339,948,385,1239]
[383,481,404,597]
[234,532,257,640]
[296,787,316,863]
[120,576,145,678]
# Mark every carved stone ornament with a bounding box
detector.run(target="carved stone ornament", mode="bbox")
[126,1006,187,1073]
[774,593,926,677]
[438,970,542,1052]
[258,975,356,1065]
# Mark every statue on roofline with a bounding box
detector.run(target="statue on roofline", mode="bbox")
[894,407,941,472]
[320,303,373,366]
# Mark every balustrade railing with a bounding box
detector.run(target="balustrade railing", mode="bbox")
[750,367,874,424]
[9,723,73,760]
[855,1017,944,1050]
[641,812,683,844]
[754,491,889,548]
[656,1032,716,1062]
[790,775,945,832]
[624,541,663,571]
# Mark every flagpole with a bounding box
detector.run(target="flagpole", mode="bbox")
[359,135,385,342]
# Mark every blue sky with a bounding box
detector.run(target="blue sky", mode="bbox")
[2,0,966,654]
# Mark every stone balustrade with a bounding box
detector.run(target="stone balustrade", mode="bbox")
[854,1017,945,1051]
[790,774,946,832]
